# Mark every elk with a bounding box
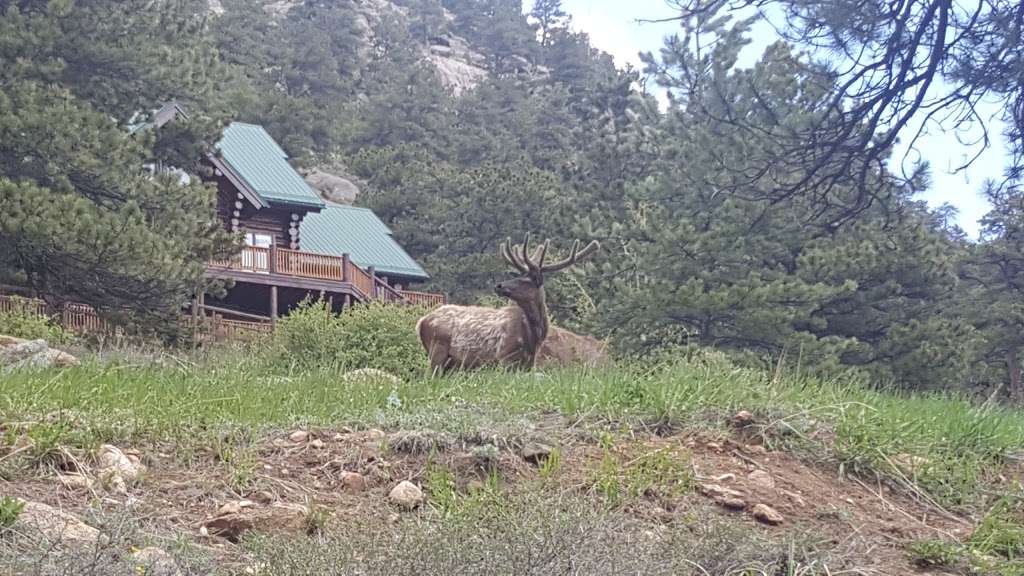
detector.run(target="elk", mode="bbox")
[416,235,599,374]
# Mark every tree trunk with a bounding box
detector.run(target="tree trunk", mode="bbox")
[1009,348,1022,404]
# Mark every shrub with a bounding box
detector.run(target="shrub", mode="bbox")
[0,296,69,344]
[273,298,430,378]
[906,539,961,568]
[0,496,24,529]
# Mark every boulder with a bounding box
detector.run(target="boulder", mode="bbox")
[12,500,103,548]
[305,169,361,205]
[0,336,79,372]
[0,339,48,364]
[288,430,310,443]
[389,481,424,509]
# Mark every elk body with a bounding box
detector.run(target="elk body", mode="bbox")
[537,325,612,369]
[416,235,599,374]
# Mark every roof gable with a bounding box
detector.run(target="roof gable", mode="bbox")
[215,123,325,209]
[300,205,429,281]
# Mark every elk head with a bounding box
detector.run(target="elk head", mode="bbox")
[495,234,600,305]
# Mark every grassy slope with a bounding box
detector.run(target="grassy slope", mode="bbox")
[3,350,1024,574]
[4,351,1023,502]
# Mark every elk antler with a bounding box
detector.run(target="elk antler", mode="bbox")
[501,237,529,274]
[540,239,600,273]
[502,235,599,277]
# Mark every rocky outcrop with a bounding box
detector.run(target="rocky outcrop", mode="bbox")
[426,33,488,95]
[0,336,79,373]
[305,169,361,205]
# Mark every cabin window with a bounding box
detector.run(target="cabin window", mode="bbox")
[241,232,273,272]
[244,232,273,248]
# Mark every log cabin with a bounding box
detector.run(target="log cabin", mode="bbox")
[201,122,442,325]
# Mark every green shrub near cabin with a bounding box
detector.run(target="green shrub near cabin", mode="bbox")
[0,297,70,344]
[273,299,431,378]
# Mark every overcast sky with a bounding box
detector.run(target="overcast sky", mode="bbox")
[554,0,1012,238]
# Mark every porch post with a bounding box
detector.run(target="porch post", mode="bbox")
[341,253,350,283]
[269,242,277,274]
[270,285,278,327]
[368,266,376,299]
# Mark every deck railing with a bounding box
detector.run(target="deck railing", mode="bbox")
[210,245,443,305]
[397,290,446,307]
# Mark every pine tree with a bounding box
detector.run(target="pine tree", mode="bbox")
[0,0,234,333]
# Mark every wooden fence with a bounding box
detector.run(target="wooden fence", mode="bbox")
[0,295,111,335]
[0,291,442,342]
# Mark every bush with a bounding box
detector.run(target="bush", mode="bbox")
[273,299,431,378]
[0,297,69,344]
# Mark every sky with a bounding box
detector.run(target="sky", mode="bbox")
[554,0,1013,238]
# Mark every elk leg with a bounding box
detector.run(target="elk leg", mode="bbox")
[427,342,451,377]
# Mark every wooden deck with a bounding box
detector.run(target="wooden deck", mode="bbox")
[207,246,444,306]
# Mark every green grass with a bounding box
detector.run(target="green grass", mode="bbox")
[2,352,1023,507]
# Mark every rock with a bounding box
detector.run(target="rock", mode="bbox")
[309,439,326,450]
[217,500,255,516]
[342,368,401,386]
[751,503,784,525]
[202,513,254,542]
[699,484,747,510]
[305,169,361,205]
[427,53,487,96]
[131,546,181,576]
[252,490,276,505]
[429,44,454,57]
[0,338,48,364]
[747,470,775,489]
[732,410,756,427]
[0,337,79,372]
[781,489,806,508]
[203,503,307,542]
[745,444,768,455]
[893,453,930,472]
[389,481,424,509]
[57,473,94,490]
[339,471,368,492]
[521,442,553,464]
[289,430,310,443]
[97,444,145,493]
[12,500,103,548]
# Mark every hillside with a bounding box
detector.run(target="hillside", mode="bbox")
[2,339,1023,575]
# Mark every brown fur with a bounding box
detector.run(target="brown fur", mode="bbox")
[417,236,599,374]
[537,326,612,368]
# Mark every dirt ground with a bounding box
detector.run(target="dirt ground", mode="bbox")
[2,417,990,575]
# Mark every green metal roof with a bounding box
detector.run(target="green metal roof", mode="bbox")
[300,205,429,281]
[215,123,325,209]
